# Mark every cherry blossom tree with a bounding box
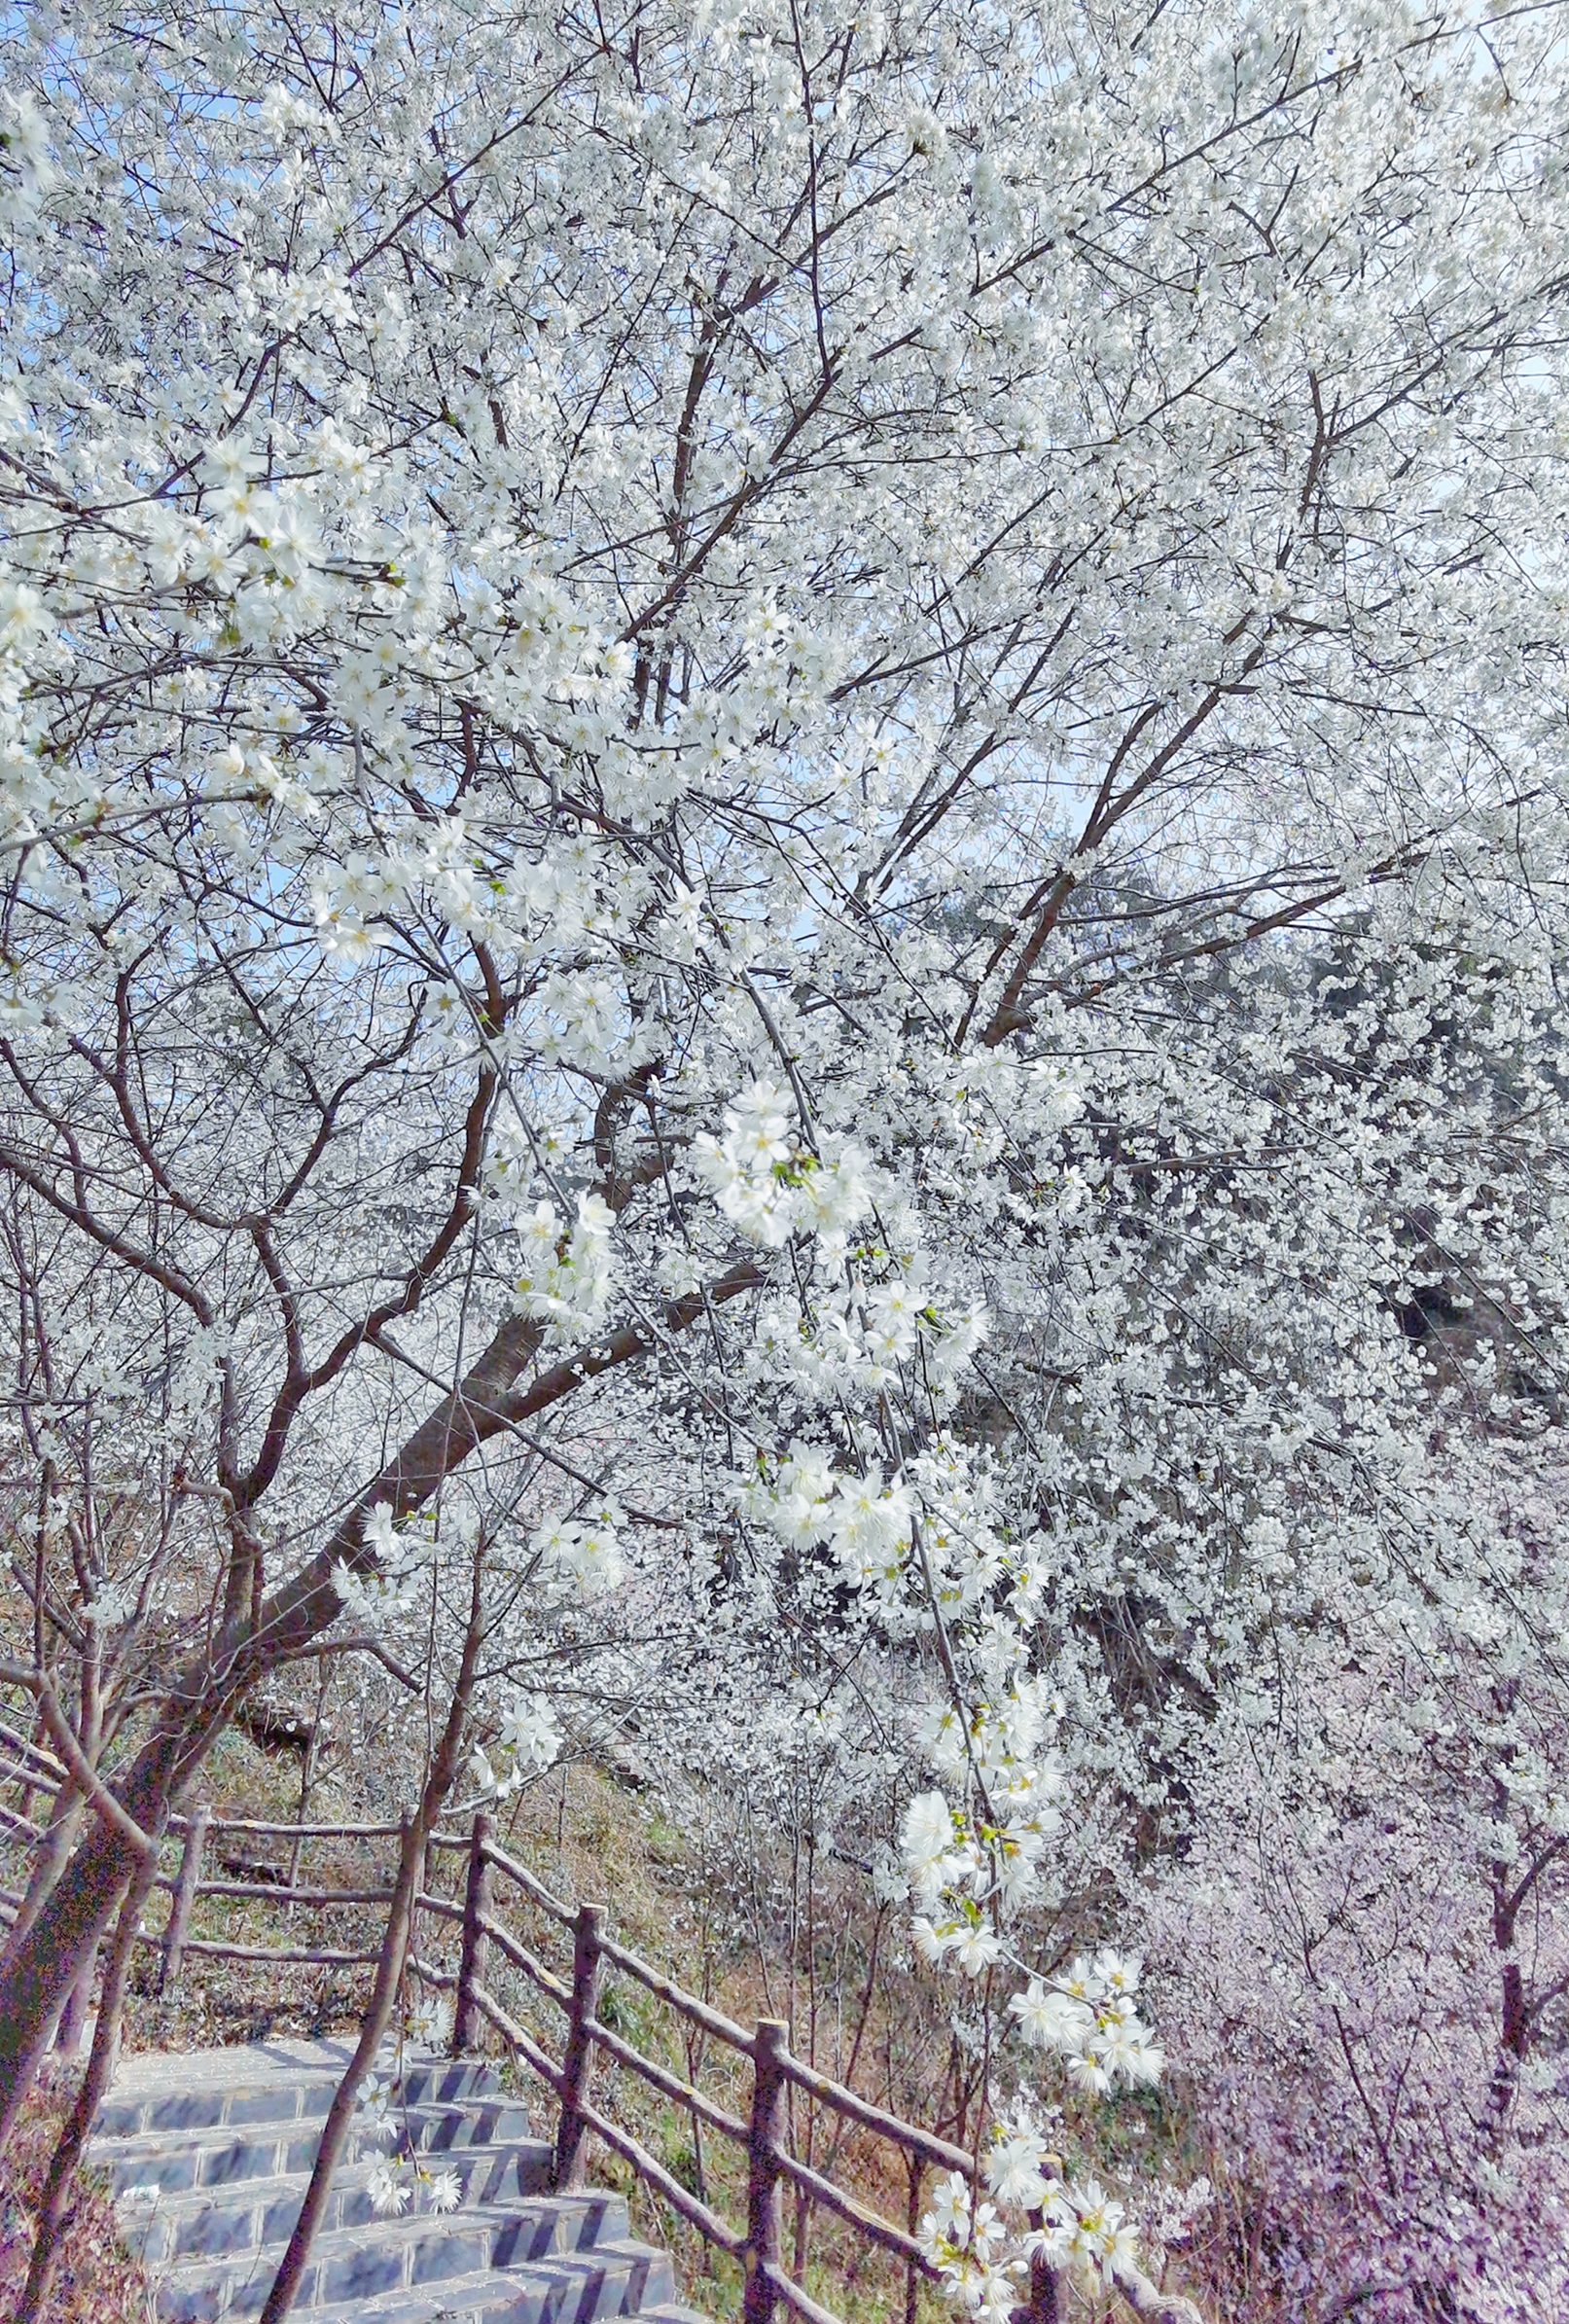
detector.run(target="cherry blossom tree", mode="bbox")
[3,0,1569,2308]
[1143,1439,1569,2317]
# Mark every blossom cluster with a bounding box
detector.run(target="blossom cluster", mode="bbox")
[918,2144,1139,2320]
[528,1504,625,1598]
[358,2069,462,2220]
[513,1193,615,1343]
[693,1083,872,1253]
[329,1502,435,1629]
[468,1691,563,1801]
[737,1444,914,1583]
[1009,1954,1165,2096]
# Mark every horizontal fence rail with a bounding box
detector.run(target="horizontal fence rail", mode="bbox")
[0,1775,1066,2324]
[443,1818,998,2324]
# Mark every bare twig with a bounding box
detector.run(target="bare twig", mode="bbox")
[0,1663,155,1859]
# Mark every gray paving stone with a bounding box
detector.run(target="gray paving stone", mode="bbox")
[308,2258,681,2324]
[305,2273,515,2324]
[89,2038,683,2320]
[115,2140,561,2264]
[149,2199,660,2314]
[94,2100,542,2198]
[97,2041,499,2138]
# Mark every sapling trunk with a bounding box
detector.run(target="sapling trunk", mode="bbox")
[14,1827,162,2324]
[257,1576,483,2323]
[255,1812,425,2324]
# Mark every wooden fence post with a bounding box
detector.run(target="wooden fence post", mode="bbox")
[904,2150,923,2324]
[451,1810,493,2055]
[553,1901,605,2191]
[743,2018,789,2324]
[1014,2207,1064,2324]
[160,1806,208,1996]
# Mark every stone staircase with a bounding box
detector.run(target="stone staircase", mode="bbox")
[88,2038,704,2324]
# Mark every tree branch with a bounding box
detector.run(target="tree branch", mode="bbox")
[0,1663,157,1860]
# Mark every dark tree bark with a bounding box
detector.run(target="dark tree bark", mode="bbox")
[0,1261,758,2146]
[260,1573,482,2324]
[14,1819,164,2324]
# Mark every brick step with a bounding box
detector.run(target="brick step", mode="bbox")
[94,2099,544,2199]
[302,2268,701,2324]
[89,2038,688,2322]
[118,2142,571,2265]
[96,2041,497,2139]
[298,2248,689,2324]
[155,2208,673,2320]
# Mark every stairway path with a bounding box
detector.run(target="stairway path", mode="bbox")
[88,2037,705,2324]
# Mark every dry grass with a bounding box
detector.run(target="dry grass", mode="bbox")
[4,1727,1195,2322]
[110,1736,960,2318]
[0,2073,152,2324]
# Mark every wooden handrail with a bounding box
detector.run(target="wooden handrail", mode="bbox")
[475,1910,572,2010]
[189,1937,386,1965]
[469,1983,570,2100]
[194,1880,400,1908]
[477,1838,575,1926]
[762,2268,845,2324]
[455,1882,949,2324]
[776,2054,976,2176]
[173,1814,412,1839]
[771,2146,938,2273]
[134,1927,386,1966]
[581,2010,750,2143]
[10,1799,1081,2324]
[591,1924,755,2051]
[448,1841,1024,2321]
[759,2265,846,2324]
[469,1983,749,2257]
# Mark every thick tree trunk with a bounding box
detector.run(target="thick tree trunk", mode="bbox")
[0,1267,755,2144]
[0,1728,180,2150]
[0,1307,546,2141]
[8,1781,84,1951]
[14,1825,164,2324]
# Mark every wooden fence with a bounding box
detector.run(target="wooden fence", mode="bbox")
[0,1734,1072,2324]
[423,1810,998,2324]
